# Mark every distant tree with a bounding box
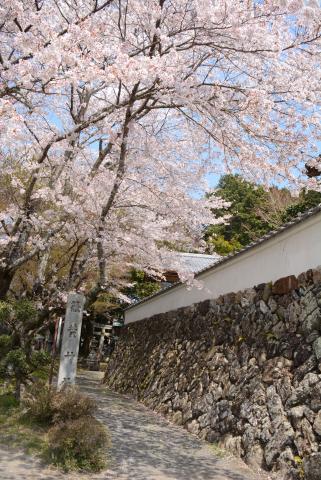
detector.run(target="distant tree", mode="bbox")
[0,300,51,400]
[79,270,160,355]
[282,189,321,222]
[205,175,275,254]
[205,175,321,256]
[258,186,295,227]
[125,270,161,302]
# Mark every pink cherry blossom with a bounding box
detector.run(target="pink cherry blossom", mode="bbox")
[0,0,320,300]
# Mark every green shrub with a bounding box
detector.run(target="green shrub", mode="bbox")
[30,351,51,368]
[13,299,38,329]
[0,335,12,358]
[3,349,30,378]
[0,299,51,401]
[0,302,13,326]
[29,351,52,381]
[1,348,51,400]
[47,416,110,472]
[0,392,19,414]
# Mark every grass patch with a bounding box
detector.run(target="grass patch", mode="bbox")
[47,416,110,472]
[207,442,227,458]
[0,383,111,473]
[0,391,47,456]
[0,390,19,413]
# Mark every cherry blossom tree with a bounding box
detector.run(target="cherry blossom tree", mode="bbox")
[0,0,321,300]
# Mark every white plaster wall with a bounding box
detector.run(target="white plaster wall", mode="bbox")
[125,212,321,324]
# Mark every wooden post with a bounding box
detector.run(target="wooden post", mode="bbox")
[48,317,62,387]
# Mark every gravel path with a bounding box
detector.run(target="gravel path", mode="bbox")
[0,371,268,480]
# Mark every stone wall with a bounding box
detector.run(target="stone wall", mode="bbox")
[105,268,321,480]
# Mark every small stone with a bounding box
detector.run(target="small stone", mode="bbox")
[264,425,294,468]
[263,283,272,302]
[304,453,321,480]
[259,300,269,314]
[302,310,321,336]
[306,331,320,344]
[289,406,304,420]
[268,297,278,313]
[241,297,250,308]
[277,306,286,320]
[258,352,267,366]
[310,381,321,411]
[312,411,321,436]
[243,288,256,303]
[300,291,318,317]
[289,407,304,430]
[294,418,318,457]
[245,443,264,468]
[212,385,223,401]
[298,271,307,286]
[302,373,320,388]
[303,407,316,425]
[198,413,210,429]
[172,411,183,425]
[186,419,200,435]
[221,434,243,457]
[182,407,193,423]
[313,337,321,360]
[312,268,321,284]
[294,345,312,367]
[275,447,295,474]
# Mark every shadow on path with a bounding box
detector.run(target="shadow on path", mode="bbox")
[78,371,269,480]
[0,371,269,480]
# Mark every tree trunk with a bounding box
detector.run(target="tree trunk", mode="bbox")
[15,378,21,402]
[33,249,50,295]
[0,270,14,299]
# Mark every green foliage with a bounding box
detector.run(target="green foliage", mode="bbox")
[0,301,13,325]
[0,299,38,329]
[0,385,48,457]
[0,335,12,357]
[47,416,110,472]
[206,175,275,253]
[207,443,226,458]
[1,348,51,380]
[282,189,321,222]
[208,235,242,256]
[126,269,161,300]
[0,392,19,414]
[30,350,51,369]
[13,299,38,328]
[90,269,161,320]
[0,299,48,398]
[92,292,120,314]
[206,174,321,256]
[2,349,30,379]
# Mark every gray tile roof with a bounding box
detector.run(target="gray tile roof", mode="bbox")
[166,252,221,274]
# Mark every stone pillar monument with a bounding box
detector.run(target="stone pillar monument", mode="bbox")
[57,293,85,390]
